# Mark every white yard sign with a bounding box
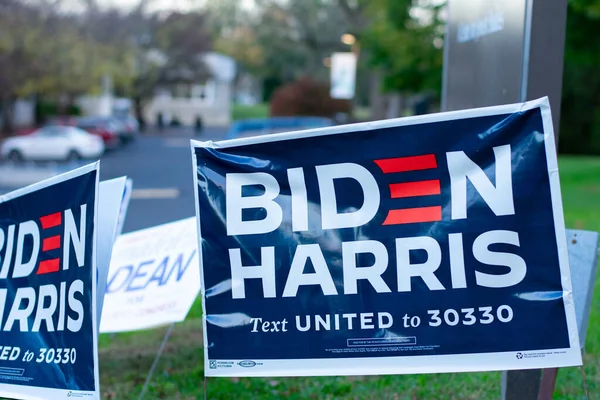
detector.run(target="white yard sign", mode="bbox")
[99,217,200,333]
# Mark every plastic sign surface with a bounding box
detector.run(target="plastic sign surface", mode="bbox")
[99,217,200,333]
[96,176,130,328]
[0,163,100,399]
[192,97,581,377]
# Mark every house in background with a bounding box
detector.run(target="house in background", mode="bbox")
[12,98,35,127]
[1,52,238,133]
[142,52,236,128]
[0,97,36,132]
[234,71,262,106]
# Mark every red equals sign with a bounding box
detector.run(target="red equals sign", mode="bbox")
[37,212,62,275]
[374,154,442,225]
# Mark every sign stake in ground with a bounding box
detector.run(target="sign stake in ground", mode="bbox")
[138,323,176,400]
[442,1,575,398]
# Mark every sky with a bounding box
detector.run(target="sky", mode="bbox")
[98,0,199,13]
[91,0,255,13]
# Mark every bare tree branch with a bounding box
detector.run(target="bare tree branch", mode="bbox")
[337,0,366,29]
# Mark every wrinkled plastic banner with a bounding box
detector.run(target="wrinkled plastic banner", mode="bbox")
[0,163,100,399]
[191,97,582,377]
[99,217,200,333]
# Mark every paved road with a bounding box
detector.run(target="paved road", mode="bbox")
[0,127,228,233]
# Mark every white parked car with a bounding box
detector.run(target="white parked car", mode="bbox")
[1,126,105,162]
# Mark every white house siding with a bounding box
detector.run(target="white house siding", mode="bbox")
[143,80,232,127]
[13,98,35,127]
[76,94,114,117]
[142,52,236,128]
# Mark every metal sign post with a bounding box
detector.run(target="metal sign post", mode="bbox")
[138,323,176,400]
[442,1,583,399]
[500,229,598,400]
[442,0,567,137]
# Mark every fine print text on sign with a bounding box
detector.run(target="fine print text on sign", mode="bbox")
[0,163,100,399]
[192,97,581,377]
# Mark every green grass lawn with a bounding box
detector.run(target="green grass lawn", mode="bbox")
[98,156,600,399]
[232,104,270,121]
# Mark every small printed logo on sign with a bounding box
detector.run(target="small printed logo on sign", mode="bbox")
[67,391,93,398]
[209,360,217,369]
[238,360,257,368]
[516,353,523,359]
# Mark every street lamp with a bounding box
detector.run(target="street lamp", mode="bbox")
[341,33,356,46]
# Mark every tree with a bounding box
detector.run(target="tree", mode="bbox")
[0,0,215,132]
[559,0,600,153]
[57,2,213,128]
[364,0,444,95]
[34,15,128,109]
[128,10,212,127]
[0,0,137,132]
[153,11,212,80]
[206,0,352,100]
[270,77,351,118]
[0,0,46,132]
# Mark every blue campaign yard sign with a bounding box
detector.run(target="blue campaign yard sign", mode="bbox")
[0,163,100,399]
[191,97,581,377]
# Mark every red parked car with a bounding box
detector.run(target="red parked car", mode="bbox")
[15,116,120,149]
[74,116,120,149]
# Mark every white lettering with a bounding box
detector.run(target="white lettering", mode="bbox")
[57,281,66,331]
[343,313,357,330]
[396,236,445,292]
[342,240,390,294]
[64,205,87,269]
[449,233,467,289]
[378,312,393,329]
[473,230,527,287]
[0,225,15,279]
[3,287,35,331]
[230,247,276,299]
[0,289,6,329]
[315,314,330,331]
[447,145,514,220]
[360,312,374,329]
[13,221,40,278]
[316,163,380,230]
[32,285,58,332]
[67,280,84,332]
[296,315,311,332]
[288,168,309,232]
[226,172,282,236]
[283,244,337,297]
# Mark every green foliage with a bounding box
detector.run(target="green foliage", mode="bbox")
[0,1,135,104]
[33,100,56,126]
[0,1,213,129]
[559,1,600,154]
[361,0,445,96]
[359,0,600,154]
[570,0,600,17]
[262,77,284,102]
[207,0,352,85]
[232,103,270,121]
